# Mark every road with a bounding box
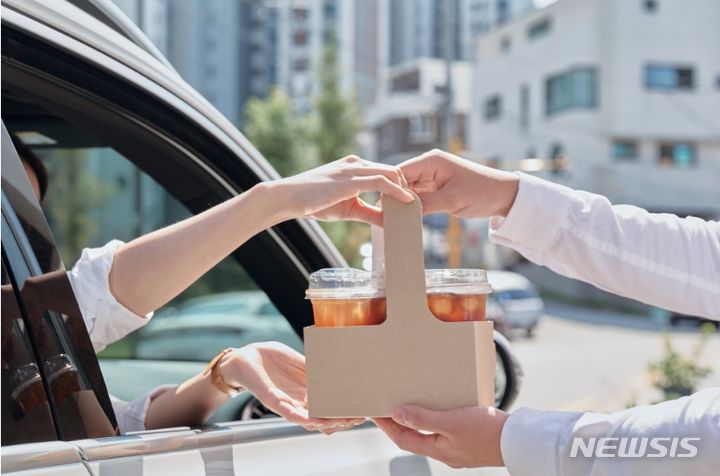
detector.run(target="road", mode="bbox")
[506,302,720,413]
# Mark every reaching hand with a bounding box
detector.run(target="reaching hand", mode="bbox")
[399,149,520,219]
[373,405,509,469]
[270,155,413,226]
[226,342,365,434]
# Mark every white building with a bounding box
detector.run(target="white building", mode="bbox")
[273,0,356,114]
[468,0,720,218]
[365,58,473,164]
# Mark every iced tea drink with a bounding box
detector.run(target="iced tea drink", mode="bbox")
[307,268,492,327]
[307,268,385,327]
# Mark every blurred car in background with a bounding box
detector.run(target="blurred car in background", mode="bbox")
[488,270,544,337]
[135,291,304,361]
[485,294,510,338]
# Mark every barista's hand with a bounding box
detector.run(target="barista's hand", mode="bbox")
[399,149,519,218]
[269,155,413,226]
[373,405,508,468]
[224,342,365,434]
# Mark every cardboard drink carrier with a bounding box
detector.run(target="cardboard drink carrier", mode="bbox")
[304,193,495,417]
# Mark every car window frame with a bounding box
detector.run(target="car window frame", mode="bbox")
[2,122,119,442]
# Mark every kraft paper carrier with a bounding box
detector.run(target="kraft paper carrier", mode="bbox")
[305,193,495,417]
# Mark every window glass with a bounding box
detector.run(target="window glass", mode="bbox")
[3,128,118,441]
[1,253,57,445]
[484,95,502,121]
[645,65,694,90]
[519,84,530,129]
[546,67,597,116]
[527,18,552,41]
[613,140,638,160]
[408,115,436,143]
[643,0,659,13]
[659,143,697,168]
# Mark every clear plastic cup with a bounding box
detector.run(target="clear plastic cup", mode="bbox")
[306,268,386,327]
[306,268,492,327]
[424,269,493,322]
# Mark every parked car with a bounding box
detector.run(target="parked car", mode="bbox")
[488,270,544,337]
[1,0,521,474]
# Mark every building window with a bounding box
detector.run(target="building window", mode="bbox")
[527,18,552,41]
[520,84,530,129]
[292,8,308,21]
[643,0,658,13]
[497,0,510,25]
[659,143,696,167]
[408,115,436,143]
[500,36,512,54]
[484,95,502,121]
[645,65,694,90]
[293,58,309,72]
[391,70,420,92]
[545,67,598,116]
[612,140,638,160]
[293,30,308,46]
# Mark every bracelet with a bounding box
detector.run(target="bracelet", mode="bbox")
[204,348,243,398]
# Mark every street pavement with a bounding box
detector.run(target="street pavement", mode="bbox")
[506,302,720,414]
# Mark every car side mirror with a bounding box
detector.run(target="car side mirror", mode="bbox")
[494,330,523,410]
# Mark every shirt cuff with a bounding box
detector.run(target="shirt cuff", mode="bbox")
[111,385,177,434]
[489,173,577,254]
[67,240,153,353]
[500,407,582,476]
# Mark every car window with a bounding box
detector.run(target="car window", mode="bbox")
[1,253,57,445]
[2,80,304,372]
[497,288,539,300]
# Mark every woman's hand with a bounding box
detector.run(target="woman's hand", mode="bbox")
[267,155,414,227]
[223,342,365,434]
[399,149,520,219]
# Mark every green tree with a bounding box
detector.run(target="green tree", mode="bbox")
[241,31,367,266]
[309,30,366,266]
[309,30,361,164]
[243,87,312,176]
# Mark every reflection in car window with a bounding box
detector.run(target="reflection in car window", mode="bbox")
[1,255,57,445]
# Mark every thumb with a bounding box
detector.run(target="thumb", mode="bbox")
[392,405,453,434]
[413,190,446,215]
[345,196,383,226]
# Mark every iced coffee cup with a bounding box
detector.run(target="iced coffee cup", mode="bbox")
[306,268,492,326]
[306,268,386,327]
[424,269,492,322]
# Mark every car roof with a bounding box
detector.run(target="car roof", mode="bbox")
[487,270,533,291]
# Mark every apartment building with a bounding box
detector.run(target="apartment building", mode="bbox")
[468,0,720,218]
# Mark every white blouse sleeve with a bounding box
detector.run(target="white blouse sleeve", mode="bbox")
[110,385,177,434]
[66,240,154,352]
[489,173,720,319]
[500,388,720,476]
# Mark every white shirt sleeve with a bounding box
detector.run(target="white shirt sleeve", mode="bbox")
[110,385,177,434]
[489,173,720,319]
[500,388,720,476]
[66,240,153,352]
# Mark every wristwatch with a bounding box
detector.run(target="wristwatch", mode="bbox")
[204,348,243,398]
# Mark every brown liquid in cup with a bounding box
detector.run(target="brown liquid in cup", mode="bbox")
[311,293,486,327]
